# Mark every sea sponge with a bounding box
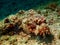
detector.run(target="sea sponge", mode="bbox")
[45,3,57,11]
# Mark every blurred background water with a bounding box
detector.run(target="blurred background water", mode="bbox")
[0,0,59,20]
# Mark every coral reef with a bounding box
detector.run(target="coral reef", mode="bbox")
[0,7,60,45]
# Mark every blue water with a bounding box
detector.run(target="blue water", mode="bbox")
[0,0,58,20]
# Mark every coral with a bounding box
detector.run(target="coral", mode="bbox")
[22,15,51,37]
[0,8,60,45]
[4,18,10,23]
